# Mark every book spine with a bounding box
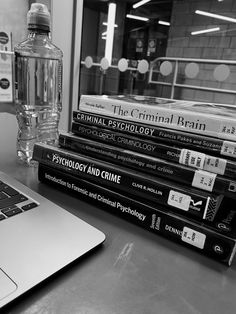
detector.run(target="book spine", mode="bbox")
[72,111,236,160]
[59,132,236,200]
[71,122,236,179]
[38,163,236,266]
[32,143,222,222]
[79,95,236,141]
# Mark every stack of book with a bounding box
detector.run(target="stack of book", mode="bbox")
[32,94,236,266]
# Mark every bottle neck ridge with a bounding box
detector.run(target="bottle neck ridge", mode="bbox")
[28,30,50,38]
[28,27,50,35]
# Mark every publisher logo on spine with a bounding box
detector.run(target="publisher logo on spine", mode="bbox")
[216,222,231,232]
[213,244,224,255]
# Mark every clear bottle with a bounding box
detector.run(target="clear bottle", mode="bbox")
[14,3,63,166]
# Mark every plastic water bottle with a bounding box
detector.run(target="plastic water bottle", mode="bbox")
[14,3,63,166]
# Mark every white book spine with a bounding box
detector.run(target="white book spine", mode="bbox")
[79,95,236,141]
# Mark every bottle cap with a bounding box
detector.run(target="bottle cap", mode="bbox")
[27,3,50,31]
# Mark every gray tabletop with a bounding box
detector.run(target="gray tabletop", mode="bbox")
[1,115,236,314]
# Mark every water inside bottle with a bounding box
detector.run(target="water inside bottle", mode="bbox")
[15,54,62,165]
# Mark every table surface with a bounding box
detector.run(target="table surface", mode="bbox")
[1,114,236,314]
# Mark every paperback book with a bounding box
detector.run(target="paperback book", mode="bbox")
[71,122,236,178]
[73,111,236,160]
[78,94,236,141]
[59,132,236,199]
[38,163,236,266]
[32,142,223,222]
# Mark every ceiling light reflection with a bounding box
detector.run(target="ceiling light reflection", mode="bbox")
[158,20,170,26]
[195,10,236,23]
[191,27,220,35]
[133,0,151,9]
[126,14,149,21]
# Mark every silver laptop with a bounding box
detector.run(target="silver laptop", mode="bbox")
[0,170,106,309]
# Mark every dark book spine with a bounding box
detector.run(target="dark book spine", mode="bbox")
[71,122,236,179]
[38,163,236,266]
[59,132,236,200]
[32,143,223,222]
[72,110,236,160]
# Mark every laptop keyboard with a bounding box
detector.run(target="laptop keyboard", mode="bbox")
[0,180,38,221]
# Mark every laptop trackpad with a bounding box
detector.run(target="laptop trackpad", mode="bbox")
[0,269,17,300]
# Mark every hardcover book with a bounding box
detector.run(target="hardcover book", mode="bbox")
[78,94,236,141]
[32,142,223,222]
[73,110,236,160]
[38,163,236,266]
[71,122,236,178]
[59,132,236,199]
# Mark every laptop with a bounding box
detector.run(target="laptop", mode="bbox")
[0,170,106,309]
